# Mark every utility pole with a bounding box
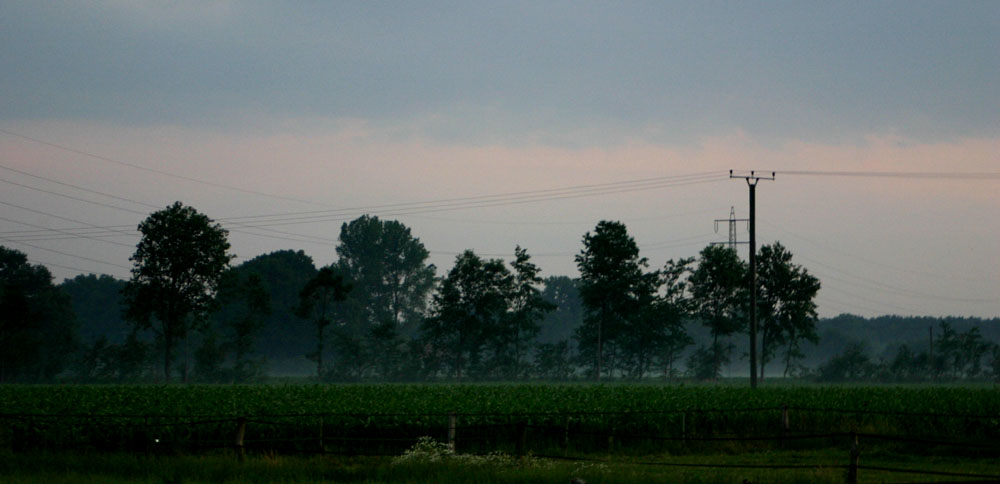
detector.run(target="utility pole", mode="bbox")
[730,170,774,389]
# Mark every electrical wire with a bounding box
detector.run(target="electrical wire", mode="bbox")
[776,170,1000,179]
[0,128,329,207]
[0,236,130,270]
[223,174,728,229]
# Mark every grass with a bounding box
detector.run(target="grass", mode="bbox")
[2,442,998,484]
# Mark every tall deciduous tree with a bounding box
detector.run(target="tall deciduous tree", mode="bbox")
[234,250,317,364]
[421,250,512,380]
[575,221,650,381]
[689,245,747,379]
[123,202,232,382]
[216,271,271,381]
[333,216,435,380]
[500,246,554,379]
[655,257,696,380]
[335,215,436,332]
[756,242,820,379]
[296,267,351,379]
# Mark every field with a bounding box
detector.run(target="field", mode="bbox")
[2,383,999,483]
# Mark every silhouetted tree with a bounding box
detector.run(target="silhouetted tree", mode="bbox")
[123,202,232,382]
[499,246,554,378]
[539,276,583,344]
[534,341,573,380]
[216,271,271,381]
[233,250,317,364]
[575,221,650,380]
[689,245,747,379]
[335,215,436,333]
[756,242,820,379]
[655,258,696,380]
[817,341,876,382]
[421,250,512,380]
[0,246,77,382]
[60,274,128,345]
[296,267,351,379]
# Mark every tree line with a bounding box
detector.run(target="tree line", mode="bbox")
[3,201,999,383]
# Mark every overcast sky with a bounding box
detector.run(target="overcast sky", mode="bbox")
[1,1,998,319]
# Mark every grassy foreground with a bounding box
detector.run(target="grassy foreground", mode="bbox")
[2,444,998,484]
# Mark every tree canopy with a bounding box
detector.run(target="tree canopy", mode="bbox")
[0,246,77,382]
[123,202,232,382]
[574,220,654,380]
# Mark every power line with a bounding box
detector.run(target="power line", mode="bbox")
[0,236,130,270]
[776,170,1000,179]
[223,174,728,228]
[0,157,726,245]
[0,128,330,207]
[759,218,1000,286]
[0,202,137,247]
[26,257,97,277]
[794,252,998,304]
[0,163,161,210]
[0,177,151,216]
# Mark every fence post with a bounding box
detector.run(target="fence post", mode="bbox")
[563,415,570,453]
[847,432,859,484]
[516,421,527,457]
[0,421,10,452]
[447,412,457,451]
[235,417,247,462]
[781,404,790,445]
[143,415,151,454]
[318,416,324,452]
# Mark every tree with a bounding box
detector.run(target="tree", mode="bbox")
[123,202,232,382]
[688,245,747,379]
[574,221,651,380]
[421,250,512,380]
[0,246,77,382]
[935,321,993,379]
[215,271,271,381]
[538,276,583,344]
[756,242,820,379]
[296,267,351,379]
[655,258,695,380]
[817,341,876,382]
[335,215,436,333]
[60,274,128,345]
[332,216,435,380]
[534,341,573,380]
[500,246,554,379]
[233,250,317,365]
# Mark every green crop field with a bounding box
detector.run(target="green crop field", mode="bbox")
[2,384,999,456]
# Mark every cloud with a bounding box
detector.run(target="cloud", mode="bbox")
[2,2,996,146]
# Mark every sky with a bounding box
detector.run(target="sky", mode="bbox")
[1,1,998,319]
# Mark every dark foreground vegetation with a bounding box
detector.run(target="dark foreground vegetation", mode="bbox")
[7,448,1000,484]
[2,384,999,483]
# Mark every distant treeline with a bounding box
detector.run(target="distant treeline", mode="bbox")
[2,206,998,383]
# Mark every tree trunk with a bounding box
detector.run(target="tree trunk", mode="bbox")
[163,331,172,383]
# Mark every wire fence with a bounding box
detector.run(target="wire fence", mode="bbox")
[2,405,999,483]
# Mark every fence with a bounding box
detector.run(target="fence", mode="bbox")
[2,405,999,483]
